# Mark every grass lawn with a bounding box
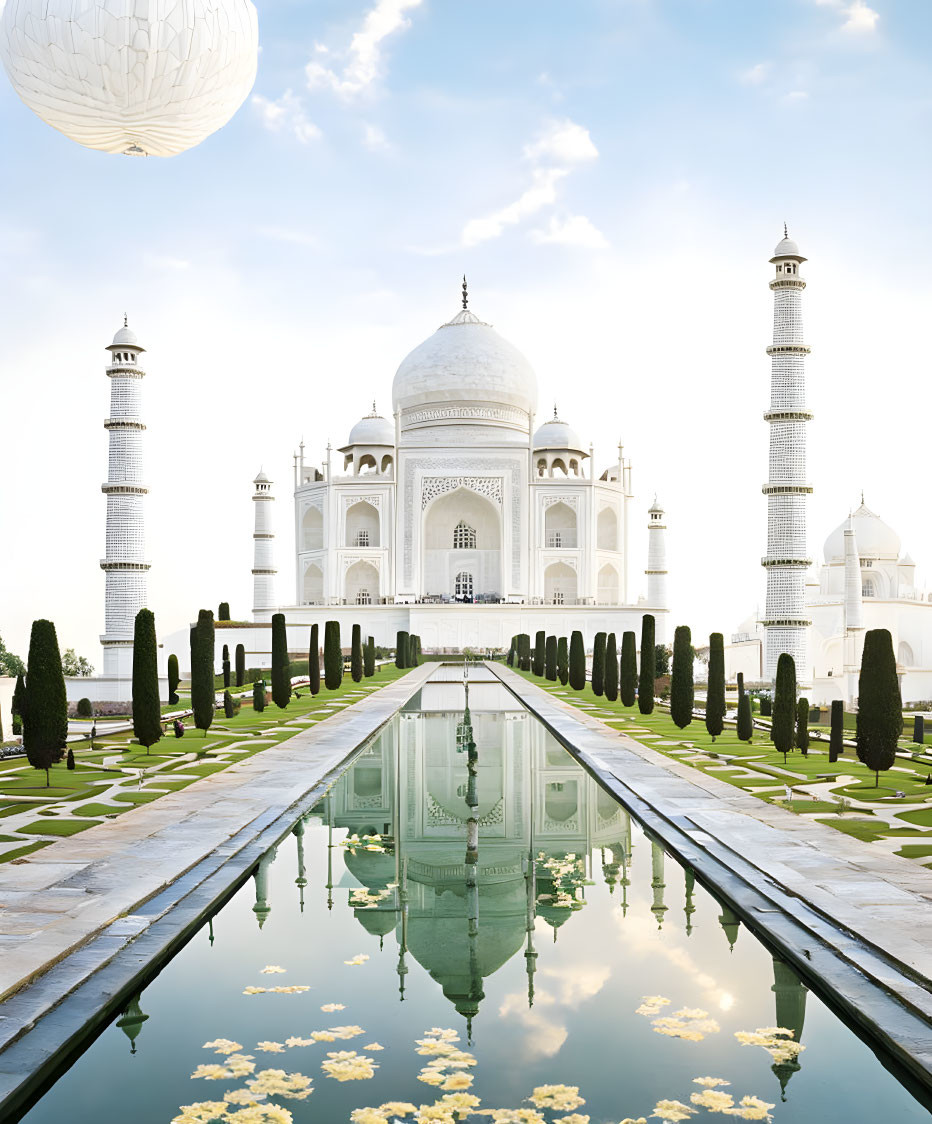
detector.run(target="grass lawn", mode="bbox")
[72,802,125,817]
[0,840,53,862]
[17,818,96,837]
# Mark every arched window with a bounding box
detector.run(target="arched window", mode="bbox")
[303,563,323,604]
[453,521,477,549]
[597,507,618,550]
[346,501,379,548]
[898,641,914,666]
[355,529,369,547]
[862,578,875,598]
[356,588,371,605]
[544,502,577,549]
[302,506,323,551]
[455,571,474,600]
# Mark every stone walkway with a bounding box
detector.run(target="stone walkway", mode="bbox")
[492,664,932,1089]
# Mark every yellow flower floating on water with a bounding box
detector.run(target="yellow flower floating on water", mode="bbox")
[322,1049,379,1081]
[246,1069,313,1101]
[650,1099,697,1122]
[350,1110,390,1124]
[227,1055,258,1078]
[345,954,370,966]
[635,996,670,1017]
[378,1102,417,1116]
[690,1090,734,1111]
[438,1091,482,1113]
[693,1078,730,1088]
[618,1118,648,1124]
[321,1003,346,1012]
[260,965,287,975]
[553,1116,589,1124]
[478,1110,545,1123]
[244,986,267,995]
[312,1031,337,1042]
[734,1027,804,1065]
[528,1086,585,1111]
[329,1024,365,1039]
[172,1102,229,1123]
[441,1072,474,1091]
[365,1042,384,1050]
[416,1106,457,1123]
[285,1037,314,1049]
[191,1063,234,1081]
[224,1089,265,1105]
[418,1067,447,1087]
[256,1042,286,1054]
[203,1039,243,1055]
[651,1013,720,1042]
[722,1095,775,1121]
[269,985,310,994]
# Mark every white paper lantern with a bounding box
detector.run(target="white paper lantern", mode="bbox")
[0,0,259,157]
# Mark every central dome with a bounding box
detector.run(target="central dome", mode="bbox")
[392,308,537,420]
[823,501,901,562]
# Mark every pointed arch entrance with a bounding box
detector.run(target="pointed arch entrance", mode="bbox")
[422,487,502,601]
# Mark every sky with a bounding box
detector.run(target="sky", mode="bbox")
[1,0,932,666]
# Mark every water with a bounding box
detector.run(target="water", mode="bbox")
[18,670,931,1123]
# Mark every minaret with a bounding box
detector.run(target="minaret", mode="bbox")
[645,497,668,644]
[843,514,864,707]
[252,470,276,617]
[762,229,812,683]
[101,318,150,680]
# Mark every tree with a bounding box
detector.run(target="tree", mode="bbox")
[132,608,162,754]
[759,694,772,717]
[620,631,637,707]
[235,644,246,687]
[222,643,231,688]
[66,748,75,770]
[604,633,618,702]
[167,653,180,704]
[557,637,569,686]
[655,644,671,677]
[856,628,903,787]
[12,672,26,735]
[396,631,409,670]
[0,633,25,678]
[24,619,67,785]
[61,648,93,677]
[569,631,586,691]
[545,635,557,681]
[191,609,215,736]
[309,625,320,695]
[325,621,343,690]
[795,697,810,755]
[772,653,797,763]
[223,690,235,718]
[638,615,656,715]
[829,700,844,763]
[218,602,230,621]
[271,613,290,708]
[913,715,924,745]
[592,632,607,696]
[507,637,516,667]
[364,635,375,677]
[736,673,753,743]
[705,633,726,742]
[670,625,694,729]
[351,624,363,682]
[533,631,546,677]
[76,697,93,718]
[253,679,266,712]
[407,633,419,668]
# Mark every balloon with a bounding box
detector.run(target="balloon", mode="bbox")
[0,0,259,157]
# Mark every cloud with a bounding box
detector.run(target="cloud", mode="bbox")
[306,0,423,99]
[783,90,810,104]
[813,0,879,33]
[739,62,770,85]
[143,254,191,271]
[362,122,391,151]
[252,90,321,143]
[530,214,608,250]
[460,118,600,248]
[257,227,318,248]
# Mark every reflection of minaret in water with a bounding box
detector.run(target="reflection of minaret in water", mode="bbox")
[462,671,484,1041]
[116,994,149,1055]
[771,957,808,1100]
[326,789,334,911]
[718,899,741,951]
[294,818,307,913]
[253,845,277,929]
[684,868,696,936]
[396,856,409,1001]
[649,840,668,929]
[208,916,215,946]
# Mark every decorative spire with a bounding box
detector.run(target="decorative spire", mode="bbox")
[461,275,468,309]
[861,488,865,506]
[553,404,559,419]
[123,312,128,328]
[783,221,788,239]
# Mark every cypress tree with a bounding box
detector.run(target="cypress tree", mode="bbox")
[325,621,343,690]
[235,644,245,687]
[364,635,375,677]
[670,625,694,729]
[796,697,810,755]
[557,636,569,686]
[705,633,726,742]
[223,690,235,718]
[913,715,924,745]
[569,631,585,691]
[522,634,533,672]
[736,675,753,743]
[759,694,772,718]
[620,631,637,707]
[309,624,320,695]
[23,619,67,785]
[191,609,215,736]
[396,631,409,670]
[533,631,546,677]
[407,633,419,668]
[507,637,516,667]
[253,679,266,712]
[772,652,797,763]
[222,643,231,688]
[604,633,618,702]
[351,624,363,682]
[856,628,903,787]
[66,747,75,770]
[592,632,606,696]
[271,612,290,709]
[545,635,557,681]
[829,699,844,762]
[218,602,231,621]
[638,615,656,715]
[167,653,180,704]
[132,608,162,754]
[12,672,26,735]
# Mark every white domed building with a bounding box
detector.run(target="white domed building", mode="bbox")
[243,297,669,655]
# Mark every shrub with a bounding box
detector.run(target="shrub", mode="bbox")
[507,637,516,667]
[325,621,343,690]
[24,619,67,785]
[408,633,419,668]
[396,631,409,670]
[569,631,585,691]
[12,672,26,732]
[670,625,693,730]
[533,631,546,677]
[218,602,230,621]
[829,699,844,762]
[253,679,266,712]
[856,628,903,786]
[796,697,809,755]
[167,653,180,704]
[705,633,725,741]
[655,644,671,677]
[132,608,162,753]
[604,633,618,702]
[76,697,93,719]
[222,643,231,688]
[913,715,924,745]
[545,635,557,681]
[759,694,772,717]
[557,637,568,686]
[351,624,363,682]
[772,653,797,763]
[191,609,215,736]
[66,747,75,770]
[620,631,637,707]
[364,635,375,677]
[223,690,235,718]
[309,624,320,695]
[271,613,290,709]
[592,632,606,696]
[736,675,753,743]
[638,615,656,715]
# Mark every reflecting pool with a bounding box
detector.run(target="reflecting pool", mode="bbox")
[18,670,931,1123]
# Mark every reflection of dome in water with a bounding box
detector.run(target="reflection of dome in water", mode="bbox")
[355,908,398,940]
[343,847,396,888]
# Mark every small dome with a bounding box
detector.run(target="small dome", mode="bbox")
[770,233,806,263]
[648,495,664,514]
[392,307,537,419]
[254,469,270,484]
[823,502,901,562]
[109,318,144,352]
[533,411,584,453]
[345,408,395,448]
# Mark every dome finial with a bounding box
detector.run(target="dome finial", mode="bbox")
[861,488,865,506]
[783,221,788,240]
[123,312,128,328]
[553,404,558,419]
[462,275,469,310]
